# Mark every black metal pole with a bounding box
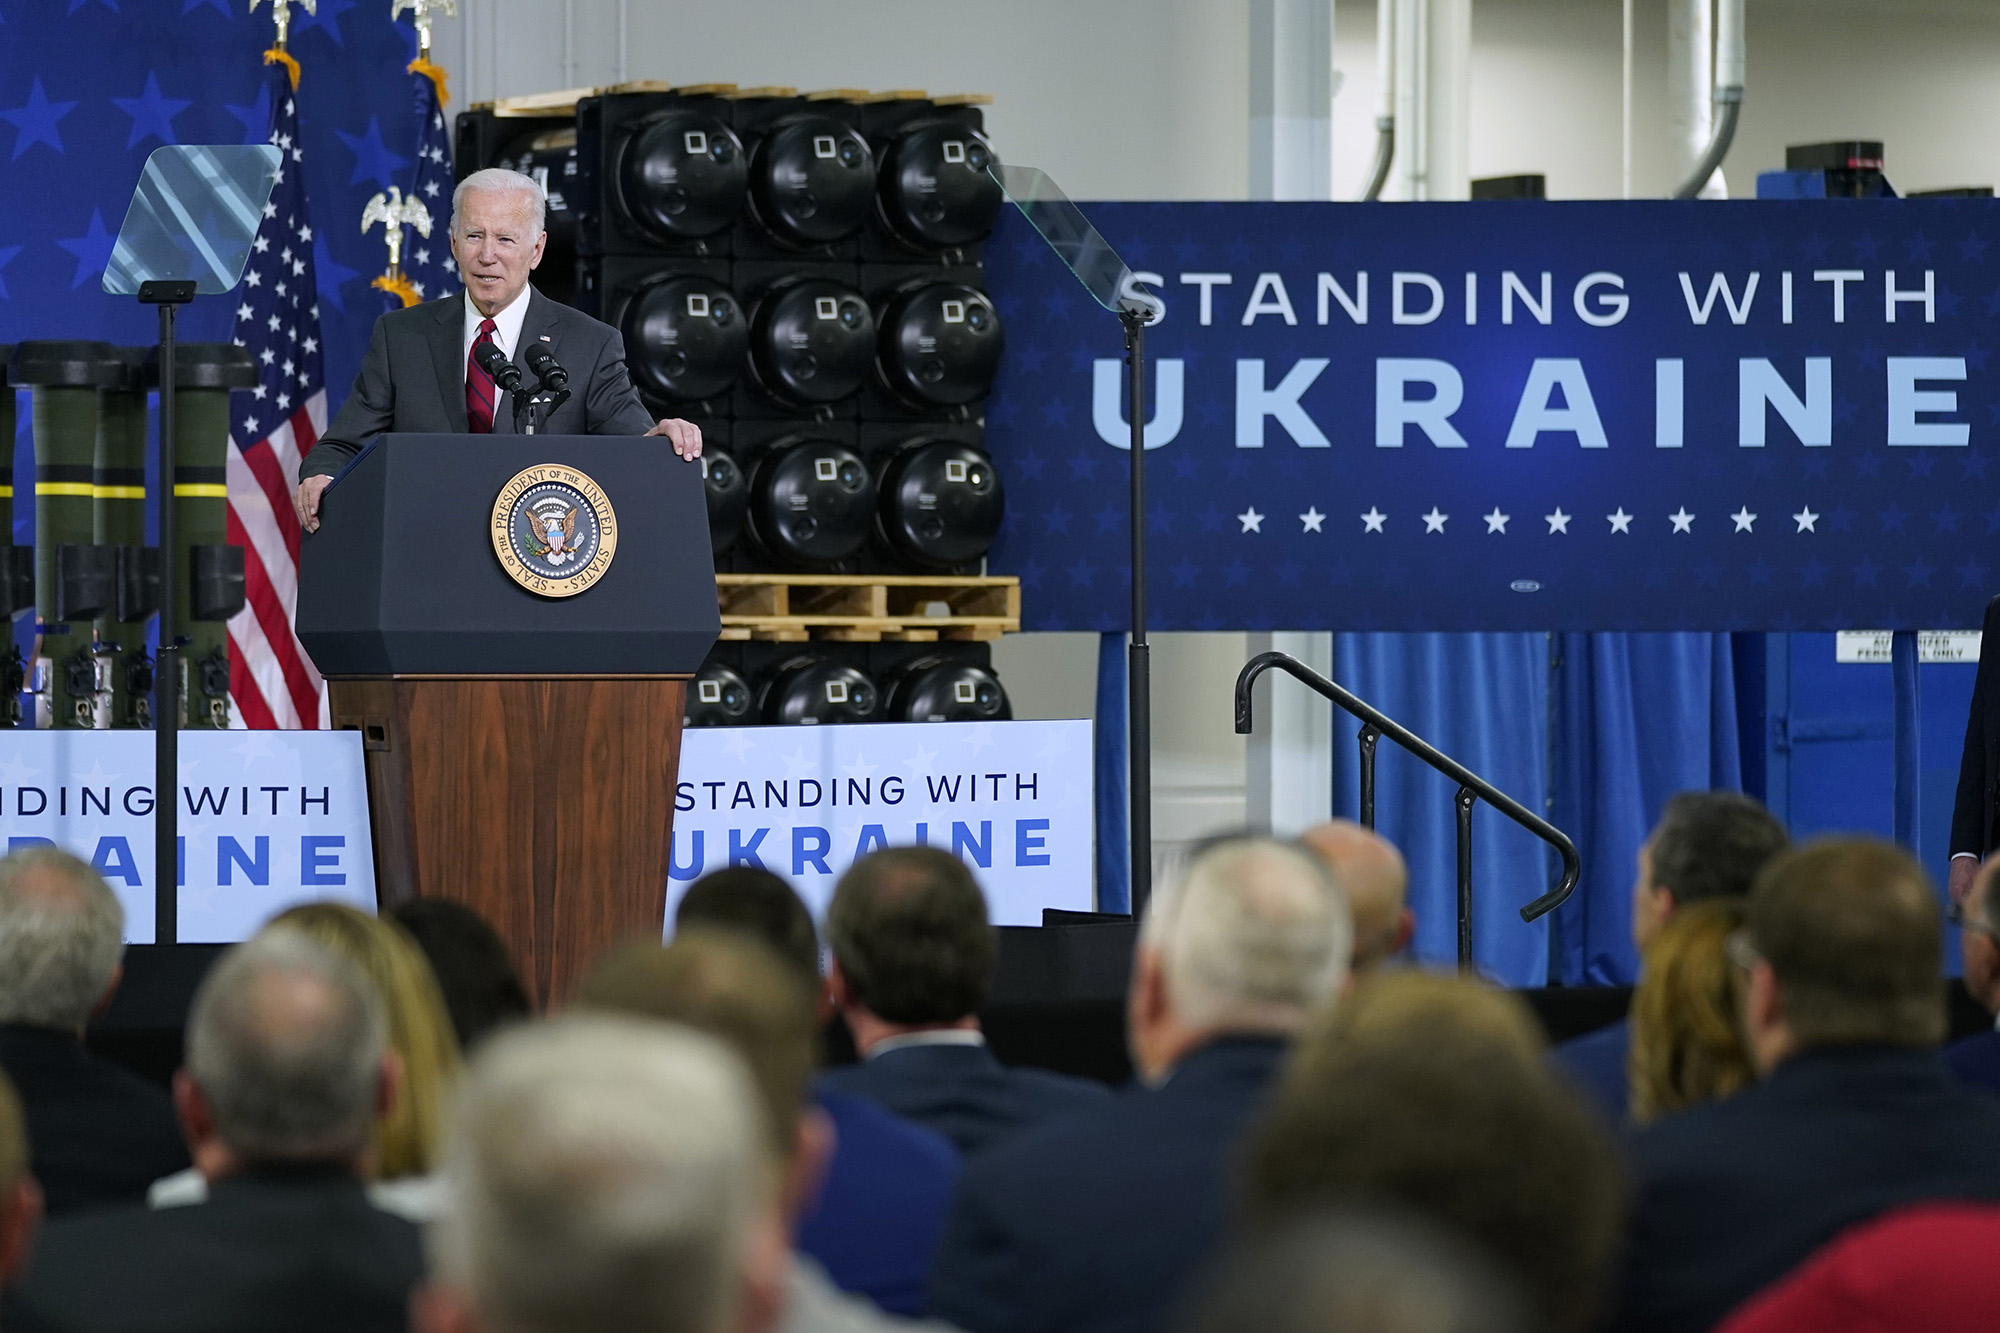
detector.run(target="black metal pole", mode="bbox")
[1454,785,1476,971]
[1123,309,1151,918]
[1358,723,1380,829]
[154,301,178,945]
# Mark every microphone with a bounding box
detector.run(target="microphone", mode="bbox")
[524,343,570,393]
[473,340,522,393]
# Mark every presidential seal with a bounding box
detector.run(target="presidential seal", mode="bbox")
[490,464,618,598]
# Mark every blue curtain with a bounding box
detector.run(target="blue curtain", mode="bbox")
[1546,633,1743,985]
[1094,632,1130,914]
[1329,633,1552,985]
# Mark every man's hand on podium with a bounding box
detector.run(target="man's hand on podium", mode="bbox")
[646,417,703,461]
[294,475,333,534]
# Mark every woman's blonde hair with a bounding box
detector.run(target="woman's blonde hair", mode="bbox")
[1628,898,1754,1124]
[266,901,462,1178]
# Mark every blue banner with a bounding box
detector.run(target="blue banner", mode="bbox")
[982,199,2000,632]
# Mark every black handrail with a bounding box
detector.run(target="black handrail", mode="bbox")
[1234,651,1580,967]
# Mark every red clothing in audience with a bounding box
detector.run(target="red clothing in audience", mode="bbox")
[1716,1203,2000,1333]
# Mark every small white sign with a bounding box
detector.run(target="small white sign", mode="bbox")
[672,719,1095,925]
[0,731,377,943]
[1834,630,1983,665]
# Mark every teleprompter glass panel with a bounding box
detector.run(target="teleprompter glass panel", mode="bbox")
[989,164,1158,319]
[102,144,283,296]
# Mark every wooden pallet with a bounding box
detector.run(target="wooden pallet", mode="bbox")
[715,573,1020,643]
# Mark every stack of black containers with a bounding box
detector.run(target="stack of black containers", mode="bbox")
[456,86,1013,727]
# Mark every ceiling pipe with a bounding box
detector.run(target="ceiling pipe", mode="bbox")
[1673,0,1745,199]
[1361,0,1396,199]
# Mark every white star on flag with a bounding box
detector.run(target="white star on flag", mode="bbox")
[1608,508,1634,534]
[1731,507,1757,532]
[1545,508,1571,534]
[1238,507,1264,533]
[1794,506,1819,532]
[1484,508,1509,534]
[1360,507,1387,533]
[1422,508,1448,533]
[1299,507,1325,533]
[1670,508,1695,533]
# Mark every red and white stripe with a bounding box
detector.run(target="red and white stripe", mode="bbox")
[226,391,329,730]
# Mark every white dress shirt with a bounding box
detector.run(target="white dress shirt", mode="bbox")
[864,1029,987,1060]
[461,286,531,369]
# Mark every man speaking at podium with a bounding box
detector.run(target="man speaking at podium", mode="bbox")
[291,167,702,533]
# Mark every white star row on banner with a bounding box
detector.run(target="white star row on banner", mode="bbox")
[1235,506,1824,534]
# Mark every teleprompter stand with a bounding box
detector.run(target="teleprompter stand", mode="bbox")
[991,165,1163,915]
[103,145,282,943]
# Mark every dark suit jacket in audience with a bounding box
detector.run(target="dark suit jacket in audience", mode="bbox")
[1942,1029,2000,1097]
[796,1085,960,1318]
[927,1036,1288,1333]
[820,1036,1111,1157]
[5,1163,425,1333]
[0,1024,190,1217]
[1615,1045,2000,1333]
[1552,1017,1631,1123]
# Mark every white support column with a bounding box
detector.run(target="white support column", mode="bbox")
[1244,631,1335,837]
[1395,0,1471,200]
[1249,0,1336,200]
[1245,1,1337,838]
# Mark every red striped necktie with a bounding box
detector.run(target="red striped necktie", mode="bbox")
[466,316,499,433]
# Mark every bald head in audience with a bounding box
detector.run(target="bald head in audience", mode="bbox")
[416,1015,788,1333]
[1298,821,1414,973]
[177,930,396,1181]
[1130,837,1353,1083]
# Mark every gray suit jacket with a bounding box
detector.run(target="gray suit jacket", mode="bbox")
[298,286,656,480]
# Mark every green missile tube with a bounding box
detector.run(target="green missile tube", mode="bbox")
[12,341,121,729]
[98,349,152,729]
[166,344,256,730]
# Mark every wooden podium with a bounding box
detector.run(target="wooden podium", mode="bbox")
[297,435,718,1005]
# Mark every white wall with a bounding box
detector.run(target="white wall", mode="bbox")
[422,0,2000,885]
[433,0,1253,201]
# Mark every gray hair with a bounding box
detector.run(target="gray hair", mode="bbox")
[430,1015,770,1333]
[0,846,125,1030]
[185,929,386,1161]
[451,167,547,238]
[1143,837,1353,1033]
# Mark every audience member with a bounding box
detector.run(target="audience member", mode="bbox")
[578,931,955,1332]
[388,900,530,1051]
[1554,792,1788,1121]
[149,903,463,1220]
[820,847,1109,1157]
[0,846,189,1216]
[1628,900,1755,1123]
[1174,1208,1531,1333]
[1614,838,2000,1333]
[1713,1202,2000,1333]
[0,1071,41,1314]
[413,1014,788,1333]
[1942,856,2000,1094]
[677,866,962,1318]
[678,868,825,981]
[1241,971,1624,1333]
[1297,820,1414,972]
[928,837,1352,1333]
[9,930,424,1333]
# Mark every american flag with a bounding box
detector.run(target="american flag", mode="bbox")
[394,64,457,307]
[225,63,327,730]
